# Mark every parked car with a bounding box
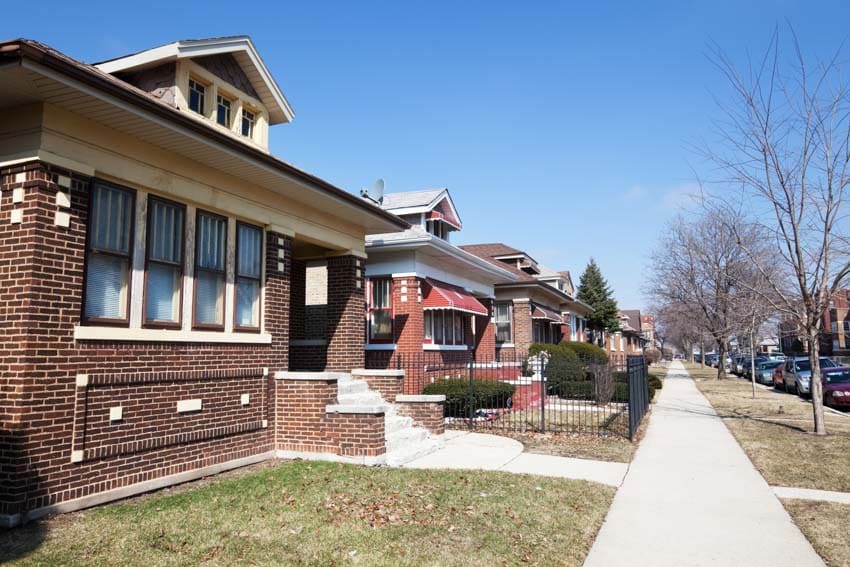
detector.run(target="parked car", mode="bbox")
[768,353,786,361]
[754,360,783,385]
[742,357,769,379]
[822,367,850,409]
[782,357,839,396]
[772,364,786,389]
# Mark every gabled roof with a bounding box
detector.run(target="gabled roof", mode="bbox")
[380,188,462,230]
[0,39,406,235]
[620,310,643,334]
[381,188,446,211]
[94,36,294,124]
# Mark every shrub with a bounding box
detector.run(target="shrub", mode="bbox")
[560,341,608,364]
[645,349,662,364]
[648,373,663,391]
[423,379,516,418]
[551,381,595,399]
[614,381,658,402]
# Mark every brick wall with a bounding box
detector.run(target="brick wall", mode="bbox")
[396,400,445,435]
[326,255,365,371]
[0,161,292,518]
[274,376,385,458]
[512,301,534,353]
[352,370,404,401]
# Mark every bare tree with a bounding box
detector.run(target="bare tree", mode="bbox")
[706,30,850,434]
[649,210,768,379]
[655,301,704,362]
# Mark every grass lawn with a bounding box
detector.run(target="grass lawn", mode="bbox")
[0,460,615,566]
[782,500,850,567]
[688,363,850,492]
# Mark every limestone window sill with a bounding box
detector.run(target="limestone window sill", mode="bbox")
[423,344,468,351]
[74,326,273,344]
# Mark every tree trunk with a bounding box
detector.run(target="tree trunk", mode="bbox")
[807,333,828,436]
[716,342,727,380]
[700,338,706,367]
[750,330,757,399]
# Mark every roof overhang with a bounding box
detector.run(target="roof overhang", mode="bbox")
[95,36,294,124]
[366,233,517,284]
[0,40,407,238]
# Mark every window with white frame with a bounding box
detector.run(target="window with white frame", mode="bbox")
[194,211,228,328]
[84,183,135,323]
[241,108,255,138]
[424,310,466,345]
[368,278,393,342]
[188,78,206,115]
[216,94,232,127]
[235,222,262,329]
[83,185,266,335]
[144,197,184,326]
[495,302,512,343]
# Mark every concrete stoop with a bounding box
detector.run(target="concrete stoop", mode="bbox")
[336,375,445,466]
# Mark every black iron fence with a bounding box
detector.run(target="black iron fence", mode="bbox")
[366,350,651,440]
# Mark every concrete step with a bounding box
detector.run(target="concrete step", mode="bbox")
[336,391,384,405]
[386,436,445,467]
[385,414,414,435]
[386,427,429,452]
[337,379,369,396]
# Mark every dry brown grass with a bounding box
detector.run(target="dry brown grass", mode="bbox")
[0,460,615,566]
[689,363,850,492]
[782,500,850,567]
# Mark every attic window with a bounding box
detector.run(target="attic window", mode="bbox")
[427,220,450,240]
[188,78,206,115]
[241,109,255,138]
[216,94,232,127]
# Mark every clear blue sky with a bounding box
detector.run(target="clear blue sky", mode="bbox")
[4,1,849,311]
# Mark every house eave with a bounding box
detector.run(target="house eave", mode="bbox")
[366,235,518,283]
[1,39,407,235]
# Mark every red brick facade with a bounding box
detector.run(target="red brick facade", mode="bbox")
[0,161,384,524]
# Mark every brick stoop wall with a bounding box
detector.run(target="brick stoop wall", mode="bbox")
[273,372,386,463]
[395,396,446,435]
[351,369,404,400]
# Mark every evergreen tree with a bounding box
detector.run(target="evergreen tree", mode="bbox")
[577,259,620,346]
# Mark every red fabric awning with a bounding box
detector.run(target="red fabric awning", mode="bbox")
[532,304,564,323]
[422,279,489,316]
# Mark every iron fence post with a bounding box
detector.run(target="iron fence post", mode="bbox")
[539,353,546,434]
[468,351,476,430]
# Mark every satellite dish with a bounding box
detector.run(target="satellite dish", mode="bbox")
[361,178,385,204]
[372,178,385,203]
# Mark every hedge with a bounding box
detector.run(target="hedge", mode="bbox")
[423,379,516,418]
[559,341,608,364]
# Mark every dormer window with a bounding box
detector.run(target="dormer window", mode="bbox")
[216,94,232,127]
[427,220,450,241]
[241,109,255,138]
[188,78,206,115]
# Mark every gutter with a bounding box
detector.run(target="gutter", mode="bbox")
[367,234,518,283]
[1,39,407,232]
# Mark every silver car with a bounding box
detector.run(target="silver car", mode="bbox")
[782,357,838,396]
[754,360,783,385]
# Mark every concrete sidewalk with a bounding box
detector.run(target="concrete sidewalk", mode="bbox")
[584,361,823,567]
[403,430,628,487]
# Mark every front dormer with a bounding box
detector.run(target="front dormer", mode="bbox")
[95,37,293,152]
[379,188,462,243]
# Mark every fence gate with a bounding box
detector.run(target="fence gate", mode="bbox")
[626,355,650,440]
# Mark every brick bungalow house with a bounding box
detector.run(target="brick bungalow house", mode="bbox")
[0,37,445,525]
[460,244,593,355]
[362,189,517,389]
[605,310,645,359]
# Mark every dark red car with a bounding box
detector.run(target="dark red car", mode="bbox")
[822,367,850,409]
